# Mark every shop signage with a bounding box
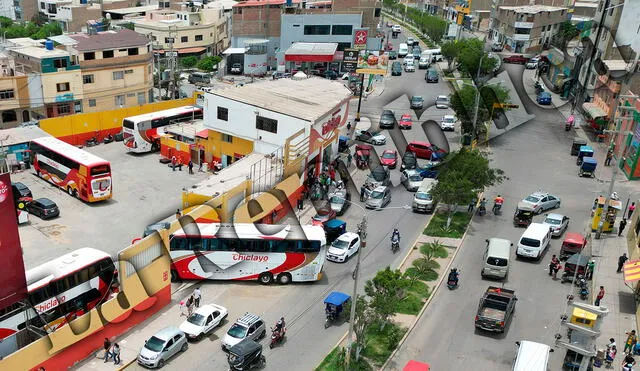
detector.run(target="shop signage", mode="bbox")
[321,110,342,136]
[353,29,368,50]
[342,49,358,72]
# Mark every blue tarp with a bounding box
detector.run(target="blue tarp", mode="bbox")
[582,157,597,170]
[324,291,351,306]
[339,136,349,142]
[324,219,346,229]
[579,145,593,153]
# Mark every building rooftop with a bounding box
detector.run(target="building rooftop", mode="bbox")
[67,29,149,51]
[209,77,352,122]
[603,59,633,71]
[234,0,300,7]
[499,5,568,13]
[105,4,159,15]
[188,152,265,197]
[285,42,338,57]
[8,45,70,59]
[163,120,207,140]
[574,2,598,8]
[0,127,49,146]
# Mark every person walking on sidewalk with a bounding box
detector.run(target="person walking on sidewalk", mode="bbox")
[193,287,201,308]
[188,160,194,174]
[619,253,629,273]
[595,286,605,306]
[605,149,613,166]
[629,203,637,220]
[625,331,638,354]
[619,219,628,237]
[112,343,121,365]
[180,299,188,316]
[347,152,352,168]
[297,196,304,212]
[186,295,194,316]
[171,156,177,171]
[468,197,476,213]
[549,255,560,276]
[103,337,112,362]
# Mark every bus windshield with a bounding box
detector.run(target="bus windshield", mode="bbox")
[90,164,111,176]
[123,120,135,129]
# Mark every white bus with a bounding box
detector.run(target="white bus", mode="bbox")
[122,106,203,153]
[169,223,327,284]
[0,248,117,340]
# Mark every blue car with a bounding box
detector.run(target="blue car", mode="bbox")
[537,91,552,105]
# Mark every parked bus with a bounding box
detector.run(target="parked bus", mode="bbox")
[0,248,117,340]
[169,223,326,284]
[122,106,203,153]
[30,136,112,202]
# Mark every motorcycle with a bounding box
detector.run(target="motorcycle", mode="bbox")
[478,204,487,216]
[493,202,503,215]
[565,114,575,131]
[269,326,285,349]
[447,270,459,290]
[103,134,114,144]
[85,136,98,147]
[391,236,400,253]
[534,81,544,94]
[578,276,589,300]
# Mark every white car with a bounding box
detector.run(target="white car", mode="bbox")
[542,213,570,237]
[326,232,361,262]
[403,55,415,65]
[435,95,450,109]
[440,115,457,131]
[392,25,402,33]
[404,61,416,72]
[179,304,228,340]
[526,56,540,69]
[521,191,561,214]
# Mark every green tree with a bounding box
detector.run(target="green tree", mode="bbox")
[197,55,222,71]
[440,40,459,71]
[431,148,506,227]
[344,295,375,362]
[181,56,198,68]
[449,82,511,134]
[30,22,62,40]
[364,267,407,329]
[553,21,579,48]
[0,16,13,28]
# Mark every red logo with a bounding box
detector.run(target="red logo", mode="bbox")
[354,30,368,45]
[322,115,342,135]
[163,271,168,281]
[0,180,8,204]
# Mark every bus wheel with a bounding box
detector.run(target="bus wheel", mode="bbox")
[151,142,159,152]
[67,187,75,197]
[258,272,273,285]
[170,270,179,282]
[277,273,292,285]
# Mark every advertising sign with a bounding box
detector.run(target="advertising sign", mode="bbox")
[353,29,368,50]
[0,172,27,309]
[356,51,389,75]
[342,49,358,72]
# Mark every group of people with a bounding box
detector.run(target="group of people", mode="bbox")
[468,196,502,215]
[306,164,340,201]
[102,338,121,365]
[605,331,639,370]
[180,287,202,317]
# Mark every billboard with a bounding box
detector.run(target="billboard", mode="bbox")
[0,173,27,309]
[342,49,358,72]
[356,51,389,75]
[353,29,368,50]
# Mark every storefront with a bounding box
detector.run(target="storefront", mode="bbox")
[283,42,341,76]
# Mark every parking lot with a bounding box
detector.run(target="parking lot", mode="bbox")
[14,140,210,269]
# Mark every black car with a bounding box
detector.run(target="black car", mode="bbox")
[410,96,424,109]
[388,51,398,60]
[391,61,402,76]
[27,198,60,220]
[412,48,421,59]
[400,151,418,170]
[12,182,32,200]
[379,110,397,129]
[425,68,438,83]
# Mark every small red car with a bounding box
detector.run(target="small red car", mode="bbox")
[311,205,337,226]
[406,141,446,160]
[502,55,529,64]
[399,114,413,129]
[380,149,398,168]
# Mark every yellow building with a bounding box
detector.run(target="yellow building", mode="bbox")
[0,52,32,128]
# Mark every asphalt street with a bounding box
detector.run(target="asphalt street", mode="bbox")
[387,62,638,370]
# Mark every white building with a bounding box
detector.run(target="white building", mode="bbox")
[203,76,352,173]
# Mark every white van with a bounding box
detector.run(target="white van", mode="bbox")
[423,48,443,62]
[516,223,551,260]
[513,340,553,371]
[413,178,437,213]
[398,43,409,58]
[482,238,512,279]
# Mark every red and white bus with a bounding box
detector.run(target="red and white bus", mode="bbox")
[122,106,203,153]
[31,136,112,202]
[169,223,327,284]
[0,248,117,340]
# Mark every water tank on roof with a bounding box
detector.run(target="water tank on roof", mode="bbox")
[286,0,292,5]
[80,0,87,4]
[45,40,54,50]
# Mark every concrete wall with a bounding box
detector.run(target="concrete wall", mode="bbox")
[232,4,283,38]
[280,13,362,50]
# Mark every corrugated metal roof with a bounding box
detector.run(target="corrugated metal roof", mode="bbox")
[163,120,206,140]
[499,5,567,13]
[0,126,49,146]
[285,42,338,56]
[210,77,352,122]
[67,29,149,52]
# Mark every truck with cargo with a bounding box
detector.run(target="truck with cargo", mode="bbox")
[475,286,517,333]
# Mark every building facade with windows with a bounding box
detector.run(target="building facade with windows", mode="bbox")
[492,4,569,53]
[0,52,32,128]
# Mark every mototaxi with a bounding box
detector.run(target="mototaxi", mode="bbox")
[227,339,266,371]
[324,291,351,329]
[576,145,594,166]
[513,202,535,227]
[561,253,590,283]
[579,157,597,178]
[355,144,372,169]
[560,232,586,260]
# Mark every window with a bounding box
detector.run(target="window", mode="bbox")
[74,101,82,113]
[222,134,233,143]
[57,103,70,114]
[337,42,351,51]
[53,58,67,68]
[181,36,188,42]
[125,69,134,74]
[83,74,94,84]
[541,25,546,32]
[56,82,70,92]
[217,106,228,121]
[113,71,124,80]
[88,99,96,107]
[0,89,15,100]
[137,92,145,105]
[115,95,125,107]
[304,25,330,35]
[165,37,174,44]
[195,35,203,41]
[127,48,139,56]
[83,52,95,60]
[374,7,381,17]
[256,115,277,133]
[331,25,353,35]
[103,50,114,58]
[40,2,44,9]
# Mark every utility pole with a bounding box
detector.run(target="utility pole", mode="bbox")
[355,73,365,122]
[345,215,366,369]
[471,48,485,140]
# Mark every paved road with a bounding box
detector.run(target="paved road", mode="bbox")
[387,62,638,370]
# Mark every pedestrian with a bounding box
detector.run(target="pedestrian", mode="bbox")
[188,160,194,174]
[605,149,613,166]
[186,295,194,316]
[634,342,640,356]
[112,343,120,365]
[193,287,201,308]
[594,285,605,306]
[587,260,595,280]
[175,209,181,220]
[329,167,336,181]
[347,152,352,168]
[619,219,628,237]
[468,197,476,213]
[605,345,617,367]
[629,202,636,220]
[625,331,638,354]
[178,157,183,171]
[179,299,187,316]
[347,122,352,132]
[297,196,304,211]
[360,184,366,202]
[549,255,560,277]
[171,156,177,171]
[198,161,203,172]
[103,337,112,362]
[619,253,629,273]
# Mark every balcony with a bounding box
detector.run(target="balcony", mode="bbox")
[79,54,152,70]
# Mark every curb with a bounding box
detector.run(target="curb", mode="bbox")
[116,358,136,371]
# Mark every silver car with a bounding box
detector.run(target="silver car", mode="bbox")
[435,95,449,109]
[401,170,423,191]
[521,192,561,214]
[365,186,391,209]
[138,327,188,368]
[542,213,570,237]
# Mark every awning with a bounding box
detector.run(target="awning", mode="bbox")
[582,102,608,119]
[178,47,206,55]
[285,42,338,63]
[223,47,247,55]
[196,129,209,139]
[623,260,640,283]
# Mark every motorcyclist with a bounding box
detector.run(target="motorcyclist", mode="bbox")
[479,198,487,212]
[566,114,575,127]
[493,195,504,212]
[392,228,400,242]
[274,317,285,338]
[325,303,338,320]
[448,268,459,285]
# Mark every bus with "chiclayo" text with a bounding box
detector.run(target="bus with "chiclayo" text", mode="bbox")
[169,223,326,285]
[122,106,203,153]
[30,136,112,202]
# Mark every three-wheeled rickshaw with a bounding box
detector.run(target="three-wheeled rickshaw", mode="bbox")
[513,202,535,227]
[561,253,590,283]
[560,232,587,260]
[571,138,587,156]
[338,136,350,153]
[355,144,372,169]
[324,219,346,244]
[579,157,597,177]
[324,291,351,329]
[576,145,594,166]
[227,339,265,371]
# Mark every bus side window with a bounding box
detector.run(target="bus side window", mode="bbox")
[171,238,189,251]
[190,237,202,251]
[252,240,267,252]
[209,238,219,251]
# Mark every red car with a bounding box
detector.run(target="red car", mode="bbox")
[502,55,529,64]
[311,205,337,226]
[406,141,447,160]
[380,149,398,168]
[399,114,413,129]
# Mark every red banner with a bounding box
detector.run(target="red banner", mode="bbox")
[0,172,27,309]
